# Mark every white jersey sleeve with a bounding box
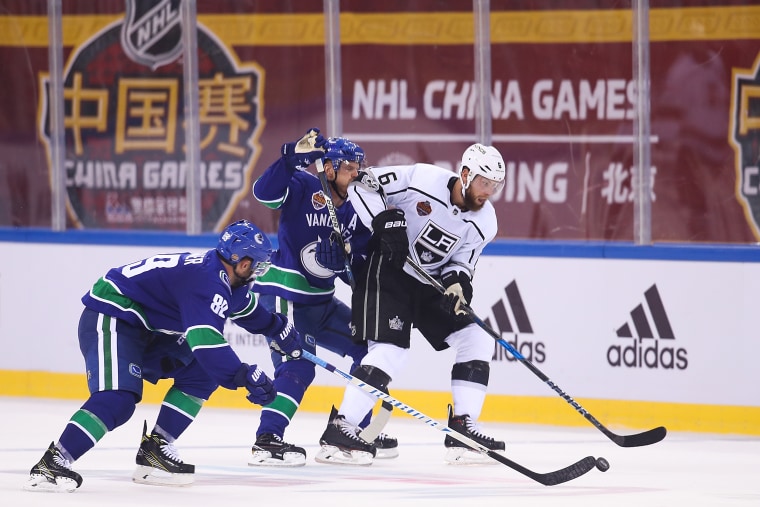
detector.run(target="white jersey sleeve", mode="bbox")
[347,166,394,229]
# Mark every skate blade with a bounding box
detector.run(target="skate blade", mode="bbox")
[249,450,306,467]
[375,447,399,459]
[132,465,194,486]
[314,445,373,466]
[23,474,78,493]
[444,447,499,465]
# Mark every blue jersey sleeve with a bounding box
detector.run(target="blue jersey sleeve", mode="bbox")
[252,157,296,209]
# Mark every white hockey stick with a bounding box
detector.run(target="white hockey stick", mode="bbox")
[302,350,600,485]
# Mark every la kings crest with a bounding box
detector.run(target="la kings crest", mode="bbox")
[731,51,760,239]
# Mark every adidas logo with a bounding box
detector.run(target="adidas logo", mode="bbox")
[484,281,546,363]
[608,284,688,370]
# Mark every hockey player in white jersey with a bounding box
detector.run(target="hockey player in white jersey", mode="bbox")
[317,143,507,465]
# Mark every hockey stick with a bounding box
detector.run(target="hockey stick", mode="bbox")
[315,158,355,289]
[302,350,600,486]
[405,256,667,448]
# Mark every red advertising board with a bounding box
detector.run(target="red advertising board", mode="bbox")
[0,1,758,243]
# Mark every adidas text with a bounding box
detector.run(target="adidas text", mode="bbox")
[607,338,688,370]
[492,335,545,363]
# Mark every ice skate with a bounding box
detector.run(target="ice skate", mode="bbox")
[444,404,505,465]
[133,421,194,486]
[249,433,306,467]
[316,406,376,466]
[373,433,399,459]
[24,442,83,493]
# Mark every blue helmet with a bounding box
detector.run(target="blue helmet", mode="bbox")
[216,220,272,272]
[323,137,365,170]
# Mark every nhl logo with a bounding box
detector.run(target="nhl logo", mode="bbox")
[122,0,183,69]
[416,200,432,216]
[312,191,327,210]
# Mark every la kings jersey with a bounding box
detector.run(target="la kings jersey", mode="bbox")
[348,163,497,281]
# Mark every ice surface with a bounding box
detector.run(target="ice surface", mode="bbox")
[1,397,758,506]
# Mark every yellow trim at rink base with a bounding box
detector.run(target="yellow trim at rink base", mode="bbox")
[2,369,758,436]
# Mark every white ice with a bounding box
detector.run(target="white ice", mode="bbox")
[1,396,757,507]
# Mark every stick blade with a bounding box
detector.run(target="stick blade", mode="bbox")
[609,426,667,447]
[487,452,598,486]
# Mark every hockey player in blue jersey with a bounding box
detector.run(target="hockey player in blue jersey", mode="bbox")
[249,128,397,466]
[25,220,302,492]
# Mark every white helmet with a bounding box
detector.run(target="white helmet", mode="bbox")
[460,143,505,195]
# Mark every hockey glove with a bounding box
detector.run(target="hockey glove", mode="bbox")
[265,313,302,359]
[371,209,409,270]
[234,363,276,406]
[441,271,473,317]
[315,231,348,272]
[281,127,327,171]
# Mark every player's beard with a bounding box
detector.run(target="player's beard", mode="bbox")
[463,187,487,211]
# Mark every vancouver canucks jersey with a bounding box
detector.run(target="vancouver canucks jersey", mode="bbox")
[348,163,497,281]
[252,157,371,303]
[81,249,274,389]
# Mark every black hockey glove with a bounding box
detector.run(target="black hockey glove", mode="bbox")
[441,271,473,317]
[281,127,327,171]
[371,209,409,270]
[234,363,276,406]
[315,231,348,273]
[264,313,302,359]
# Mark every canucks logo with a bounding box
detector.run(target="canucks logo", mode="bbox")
[730,51,760,239]
[129,363,142,378]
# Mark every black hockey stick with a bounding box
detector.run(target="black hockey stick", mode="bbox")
[315,158,355,289]
[405,256,667,448]
[302,350,600,486]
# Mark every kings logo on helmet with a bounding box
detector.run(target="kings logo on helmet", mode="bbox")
[730,52,760,239]
[38,1,264,231]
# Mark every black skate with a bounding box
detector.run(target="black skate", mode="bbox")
[133,421,194,486]
[249,433,306,467]
[373,433,399,459]
[444,404,505,464]
[24,442,83,493]
[316,406,376,466]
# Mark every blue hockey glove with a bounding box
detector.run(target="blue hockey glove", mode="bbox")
[281,128,327,171]
[441,271,473,317]
[234,363,276,405]
[371,209,409,270]
[265,313,302,359]
[315,231,348,272]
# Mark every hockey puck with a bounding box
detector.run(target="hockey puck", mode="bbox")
[595,457,610,472]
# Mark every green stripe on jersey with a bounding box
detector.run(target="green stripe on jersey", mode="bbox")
[185,326,226,349]
[255,266,334,297]
[90,277,152,329]
[100,315,114,390]
[230,291,257,319]
[263,393,299,421]
[70,409,108,441]
[163,386,204,418]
